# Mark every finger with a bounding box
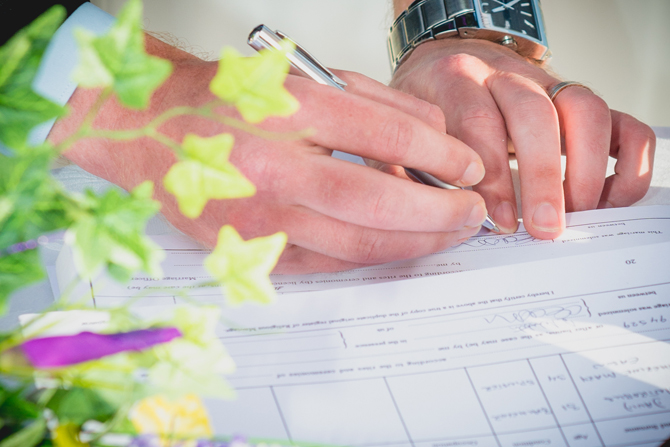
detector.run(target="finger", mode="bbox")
[332,69,446,132]
[279,153,487,233]
[599,110,656,208]
[553,86,611,212]
[279,76,485,187]
[489,72,565,239]
[437,74,519,233]
[270,206,482,272]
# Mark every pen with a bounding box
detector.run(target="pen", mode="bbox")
[248,25,500,233]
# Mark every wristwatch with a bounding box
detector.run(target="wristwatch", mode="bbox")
[388,0,550,72]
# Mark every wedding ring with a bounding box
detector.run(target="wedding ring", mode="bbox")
[547,81,593,102]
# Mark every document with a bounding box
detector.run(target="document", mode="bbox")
[49,206,670,446]
[49,239,670,446]
[55,205,670,304]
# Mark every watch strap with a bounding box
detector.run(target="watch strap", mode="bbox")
[388,0,549,72]
[389,0,475,72]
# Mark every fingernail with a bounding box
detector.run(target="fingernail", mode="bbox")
[531,202,561,233]
[492,201,517,233]
[466,202,487,227]
[460,161,485,185]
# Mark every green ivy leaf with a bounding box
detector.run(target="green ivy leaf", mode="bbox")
[0,417,46,447]
[57,351,148,407]
[0,250,45,315]
[210,45,299,123]
[67,181,164,283]
[0,383,40,423]
[149,306,235,399]
[72,0,172,109]
[0,146,73,252]
[163,133,256,219]
[0,6,66,149]
[204,226,287,306]
[46,388,116,426]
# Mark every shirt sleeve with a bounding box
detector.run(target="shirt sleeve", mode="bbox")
[29,2,116,146]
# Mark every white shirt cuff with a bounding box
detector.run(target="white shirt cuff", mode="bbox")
[29,3,115,146]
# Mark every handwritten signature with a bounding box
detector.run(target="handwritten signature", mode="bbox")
[456,232,545,248]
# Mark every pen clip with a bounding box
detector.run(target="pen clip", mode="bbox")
[274,30,347,89]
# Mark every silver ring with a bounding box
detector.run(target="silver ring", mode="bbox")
[547,81,593,102]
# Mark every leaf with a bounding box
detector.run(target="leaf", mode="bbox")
[66,181,164,283]
[204,226,287,306]
[57,351,145,406]
[0,383,40,422]
[0,147,74,312]
[72,0,172,109]
[0,146,73,252]
[0,418,47,447]
[46,388,116,426]
[210,45,299,123]
[0,250,45,315]
[0,6,66,149]
[163,133,256,218]
[149,307,235,399]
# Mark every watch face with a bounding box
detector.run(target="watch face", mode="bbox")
[479,0,540,40]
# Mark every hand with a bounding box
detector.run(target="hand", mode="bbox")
[49,36,489,274]
[388,38,656,239]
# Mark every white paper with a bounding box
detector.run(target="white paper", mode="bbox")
[47,206,670,445]
[199,241,670,446]
[54,206,670,307]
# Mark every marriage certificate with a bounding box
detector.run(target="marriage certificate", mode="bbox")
[52,206,670,446]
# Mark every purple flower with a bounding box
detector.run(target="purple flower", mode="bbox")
[128,434,161,447]
[20,327,181,368]
[196,440,227,447]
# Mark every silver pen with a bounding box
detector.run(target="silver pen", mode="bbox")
[248,25,500,233]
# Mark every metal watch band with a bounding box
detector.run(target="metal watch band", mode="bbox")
[388,0,549,72]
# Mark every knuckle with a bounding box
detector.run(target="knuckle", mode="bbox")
[337,70,364,88]
[582,96,611,125]
[516,94,556,120]
[368,189,397,228]
[625,117,657,147]
[459,103,506,131]
[514,103,557,132]
[532,165,563,185]
[570,94,612,128]
[378,119,414,164]
[614,113,656,159]
[568,176,603,197]
[433,53,485,78]
[352,228,385,264]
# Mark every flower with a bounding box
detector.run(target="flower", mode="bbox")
[20,327,181,368]
[130,394,212,445]
[128,434,162,447]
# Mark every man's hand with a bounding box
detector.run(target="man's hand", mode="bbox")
[49,36,488,274]
[388,37,656,239]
